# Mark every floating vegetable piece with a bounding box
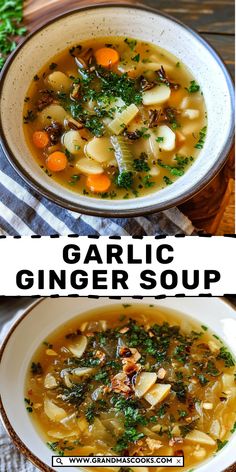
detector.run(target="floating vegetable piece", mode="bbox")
[47,430,77,439]
[108,104,139,135]
[46,152,67,172]
[182,109,200,120]
[33,131,49,149]
[142,85,171,106]
[46,71,72,92]
[156,125,176,151]
[111,136,133,173]
[144,383,171,406]
[44,398,67,421]
[62,130,84,154]
[85,137,115,163]
[185,430,216,446]
[38,104,68,127]
[134,372,157,397]
[76,157,104,175]
[95,47,119,68]
[68,335,88,358]
[72,367,95,377]
[44,373,58,389]
[86,174,111,193]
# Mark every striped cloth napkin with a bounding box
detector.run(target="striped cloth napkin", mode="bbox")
[0,147,195,236]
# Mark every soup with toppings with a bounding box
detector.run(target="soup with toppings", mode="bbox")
[25,304,236,471]
[23,37,207,200]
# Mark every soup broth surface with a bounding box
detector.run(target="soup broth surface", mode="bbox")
[23,37,207,200]
[25,304,236,472]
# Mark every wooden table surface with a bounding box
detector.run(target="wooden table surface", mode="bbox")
[24,0,235,234]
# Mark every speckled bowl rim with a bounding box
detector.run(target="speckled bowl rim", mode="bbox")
[0,2,235,218]
[0,296,236,472]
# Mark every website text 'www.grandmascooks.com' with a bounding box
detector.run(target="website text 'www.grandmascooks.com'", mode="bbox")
[52,455,184,467]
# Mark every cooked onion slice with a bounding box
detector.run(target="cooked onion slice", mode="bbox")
[68,335,88,358]
[44,398,67,421]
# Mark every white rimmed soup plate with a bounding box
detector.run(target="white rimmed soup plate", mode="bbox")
[0,296,236,471]
[0,4,234,216]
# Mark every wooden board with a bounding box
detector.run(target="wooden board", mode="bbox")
[24,0,235,234]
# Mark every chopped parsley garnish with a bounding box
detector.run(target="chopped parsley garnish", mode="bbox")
[49,62,58,70]
[142,175,155,188]
[24,397,33,413]
[217,347,235,368]
[85,404,96,423]
[230,422,236,433]
[124,38,137,50]
[163,175,173,185]
[23,110,36,124]
[216,439,228,452]
[194,126,207,149]
[31,362,43,375]
[131,53,140,62]
[198,374,209,386]
[186,80,200,93]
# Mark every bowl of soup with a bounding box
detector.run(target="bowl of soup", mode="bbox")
[0,297,236,472]
[0,5,234,216]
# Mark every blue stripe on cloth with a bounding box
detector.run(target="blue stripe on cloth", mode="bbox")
[0,215,20,236]
[0,147,194,236]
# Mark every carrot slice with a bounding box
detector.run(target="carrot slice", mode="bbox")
[33,130,49,149]
[86,174,111,193]
[94,47,119,68]
[46,151,67,172]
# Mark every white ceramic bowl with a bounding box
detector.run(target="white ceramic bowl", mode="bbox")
[0,4,234,216]
[0,297,236,472]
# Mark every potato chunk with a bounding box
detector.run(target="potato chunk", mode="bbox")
[44,398,66,422]
[46,71,72,92]
[134,372,157,397]
[144,383,171,406]
[142,85,171,106]
[85,137,115,163]
[68,335,87,358]
[38,104,67,127]
[156,125,176,151]
[75,157,104,175]
[62,130,84,155]
[182,109,200,120]
[185,430,216,446]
